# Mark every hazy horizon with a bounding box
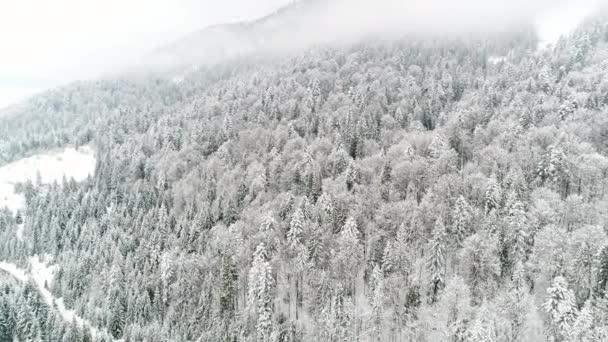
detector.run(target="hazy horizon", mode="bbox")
[0,0,604,109]
[0,0,293,109]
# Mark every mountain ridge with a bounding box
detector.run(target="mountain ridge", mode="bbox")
[143,0,544,72]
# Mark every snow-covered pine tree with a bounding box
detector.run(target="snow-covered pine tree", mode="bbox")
[427,220,447,303]
[248,243,274,341]
[544,276,578,339]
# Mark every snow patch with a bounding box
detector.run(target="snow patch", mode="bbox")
[488,55,506,64]
[16,223,24,240]
[172,75,184,84]
[0,183,25,215]
[0,261,27,282]
[0,145,96,215]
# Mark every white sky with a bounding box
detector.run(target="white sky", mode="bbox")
[0,0,291,108]
[536,0,604,47]
[0,0,604,109]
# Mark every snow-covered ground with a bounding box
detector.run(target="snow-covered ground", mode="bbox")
[0,260,27,282]
[29,256,94,331]
[0,145,95,214]
[15,223,24,240]
[488,55,506,65]
[0,256,115,340]
[172,74,185,84]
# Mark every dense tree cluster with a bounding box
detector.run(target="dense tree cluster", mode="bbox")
[2,15,608,342]
[0,272,106,341]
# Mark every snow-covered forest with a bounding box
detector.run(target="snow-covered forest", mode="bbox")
[2,9,608,342]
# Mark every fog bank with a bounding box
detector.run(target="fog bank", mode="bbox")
[149,0,606,70]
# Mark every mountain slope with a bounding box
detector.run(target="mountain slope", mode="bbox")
[145,0,326,69]
[144,0,542,71]
[1,9,608,342]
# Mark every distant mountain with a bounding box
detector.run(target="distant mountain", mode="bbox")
[144,0,543,71]
[145,0,326,70]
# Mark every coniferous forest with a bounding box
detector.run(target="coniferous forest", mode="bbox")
[2,10,608,342]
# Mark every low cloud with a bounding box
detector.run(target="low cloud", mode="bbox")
[0,0,293,108]
[147,0,606,70]
[1,0,605,107]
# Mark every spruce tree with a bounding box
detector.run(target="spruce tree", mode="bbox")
[427,220,447,303]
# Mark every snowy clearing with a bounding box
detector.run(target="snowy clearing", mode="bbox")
[0,145,96,214]
[0,260,27,282]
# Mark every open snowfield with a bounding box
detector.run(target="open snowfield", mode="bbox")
[0,145,96,214]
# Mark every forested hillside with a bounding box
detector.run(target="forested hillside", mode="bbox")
[0,264,103,341]
[1,14,608,342]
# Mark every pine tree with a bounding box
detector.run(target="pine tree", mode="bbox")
[248,243,274,341]
[380,160,392,201]
[382,222,411,274]
[485,178,502,213]
[307,222,324,265]
[427,221,447,303]
[395,107,408,128]
[334,217,362,289]
[345,161,357,192]
[537,144,570,197]
[160,252,175,304]
[16,297,39,342]
[279,194,294,221]
[507,200,528,265]
[310,168,323,202]
[109,296,127,339]
[428,135,446,159]
[0,296,14,341]
[451,196,470,247]
[288,209,304,250]
[431,276,472,341]
[380,160,392,185]
[567,300,598,341]
[467,302,499,342]
[506,261,530,342]
[220,255,238,318]
[596,245,608,295]
[369,265,384,340]
[63,318,83,342]
[260,211,276,232]
[544,276,578,338]
[317,193,333,217]
[222,115,234,140]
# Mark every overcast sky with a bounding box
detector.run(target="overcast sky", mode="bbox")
[0,0,292,108]
[0,0,604,109]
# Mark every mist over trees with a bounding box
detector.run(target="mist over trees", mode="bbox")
[146,0,599,70]
[1,10,608,342]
